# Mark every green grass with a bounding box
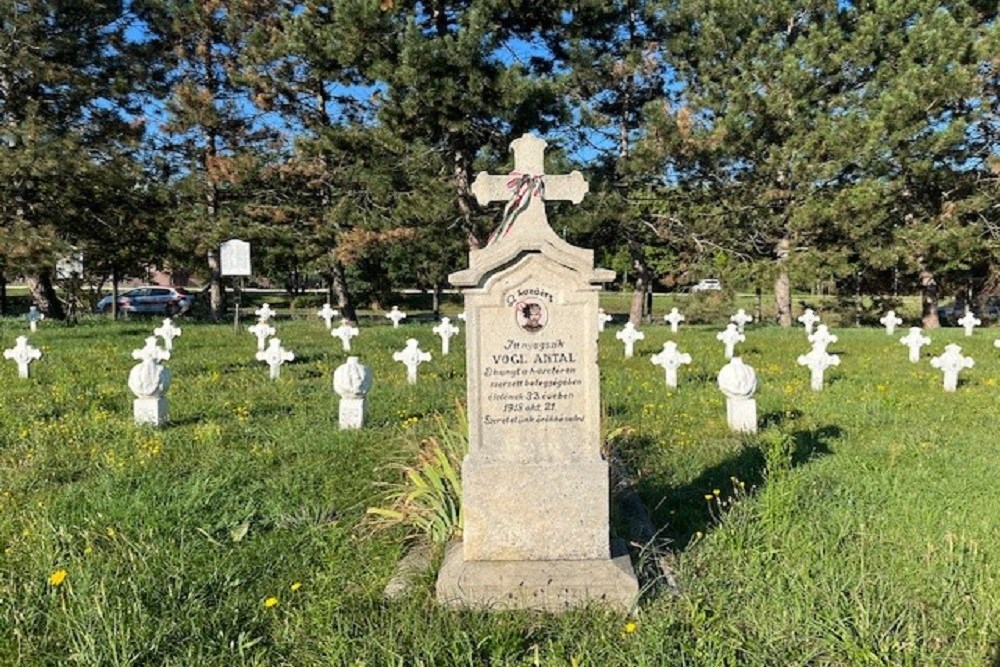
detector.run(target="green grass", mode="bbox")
[0,313,997,665]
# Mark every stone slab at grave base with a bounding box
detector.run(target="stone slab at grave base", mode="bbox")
[436,540,638,613]
[134,397,167,426]
[338,397,366,429]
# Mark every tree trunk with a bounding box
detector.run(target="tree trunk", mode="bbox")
[455,150,482,250]
[628,255,650,325]
[27,272,65,320]
[774,237,792,327]
[326,276,335,306]
[207,248,225,321]
[918,262,940,329]
[0,273,6,316]
[432,282,442,319]
[111,266,120,320]
[330,261,357,323]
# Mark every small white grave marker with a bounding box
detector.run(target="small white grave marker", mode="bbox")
[393,338,431,384]
[128,336,171,425]
[730,309,753,333]
[27,306,44,332]
[797,345,840,391]
[717,357,757,433]
[957,310,980,337]
[385,306,407,328]
[333,356,373,429]
[317,303,339,330]
[615,322,645,358]
[432,317,460,355]
[4,336,42,378]
[254,303,276,323]
[597,308,613,332]
[248,321,276,352]
[808,324,838,352]
[797,308,820,335]
[457,312,467,321]
[899,327,931,363]
[153,318,182,351]
[332,320,359,351]
[256,338,294,380]
[995,339,1000,349]
[716,323,745,360]
[879,310,903,335]
[663,307,685,333]
[930,344,973,392]
[650,341,691,389]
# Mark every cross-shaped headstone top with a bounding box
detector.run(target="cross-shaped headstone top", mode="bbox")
[900,327,931,362]
[597,308,613,332]
[386,306,407,328]
[257,338,294,379]
[651,341,691,371]
[27,306,44,331]
[730,309,753,332]
[615,322,645,357]
[4,336,42,378]
[716,323,745,358]
[248,321,276,351]
[930,344,974,391]
[317,303,339,329]
[797,345,840,391]
[879,310,903,334]
[254,303,275,322]
[957,310,981,335]
[664,308,685,332]
[393,338,432,384]
[154,318,182,351]
[333,320,359,351]
[433,317,460,355]
[797,308,820,334]
[132,336,170,365]
[457,312,467,321]
[808,324,837,350]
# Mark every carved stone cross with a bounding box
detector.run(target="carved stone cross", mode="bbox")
[432,317,460,355]
[154,318,182,351]
[663,308,685,333]
[957,310,980,336]
[248,322,275,352]
[317,303,339,330]
[257,338,294,380]
[132,336,170,365]
[4,336,42,378]
[651,341,691,389]
[930,344,973,392]
[899,327,931,363]
[730,309,753,333]
[254,303,275,323]
[808,324,837,352]
[797,308,820,335]
[27,306,44,332]
[597,308,613,332]
[615,322,645,358]
[879,310,902,335]
[797,345,840,391]
[716,323,745,360]
[332,320,359,351]
[393,338,431,385]
[471,134,588,244]
[385,306,407,328]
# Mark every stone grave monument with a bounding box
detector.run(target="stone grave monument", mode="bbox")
[128,337,170,426]
[797,344,840,391]
[436,133,638,611]
[332,320,359,351]
[879,310,902,335]
[899,327,931,363]
[663,307,685,333]
[716,323,745,360]
[797,308,820,335]
[248,321,276,352]
[386,306,407,328]
[930,344,973,392]
[597,308,613,332]
[333,356,373,429]
[392,338,431,384]
[433,317,460,355]
[257,338,294,379]
[4,336,42,378]
[154,318,182,351]
[254,303,275,323]
[650,341,691,389]
[717,357,758,433]
[957,310,980,337]
[808,324,837,352]
[730,308,753,333]
[27,306,44,332]
[615,322,645,358]
[317,303,339,330]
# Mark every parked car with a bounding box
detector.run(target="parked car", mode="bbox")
[96,287,194,316]
[691,278,722,292]
[937,296,1000,325]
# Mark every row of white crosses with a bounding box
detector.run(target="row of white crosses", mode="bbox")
[882,308,982,337]
[247,303,296,379]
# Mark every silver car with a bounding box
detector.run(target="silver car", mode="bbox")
[96,287,194,316]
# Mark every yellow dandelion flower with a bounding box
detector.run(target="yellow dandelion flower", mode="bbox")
[713,489,720,496]
[49,569,68,586]
[263,597,279,608]
[623,621,638,634]
[704,494,714,501]
[290,582,302,591]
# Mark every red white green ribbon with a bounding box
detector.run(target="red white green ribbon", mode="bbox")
[487,172,544,246]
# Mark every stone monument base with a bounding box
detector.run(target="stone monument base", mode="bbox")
[339,397,366,429]
[726,397,757,433]
[436,540,639,613]
[134,397,167,427]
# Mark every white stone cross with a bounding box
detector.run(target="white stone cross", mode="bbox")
[317,303,339,330]
[256,338,294,380]
[957,310,981,337]
[650,341,691,389]
[248,321,276,352]
[899,327,931,363]
[393,338,431,385]
[332,320,359,351]
[879,310,903,335]
[457,312,466,321]
[797,345,841,391]
[797,308,820,335]
[808,324,838,352]
[597,308,613,332]
[615,322,645,358]
[128,337,171,398]
[663,307,685,333]
[254,303,276,323]
[153,318,182,351]
[930,344,974,392]
[432,317,460,355]
[4,336,42,378]
[27,306,44,332]
[716,323,745,359]
[132,336,170,365]
[730,309,753,333]
[995,339,1000,350]
[471,133,588,244]
[385,306,407,328]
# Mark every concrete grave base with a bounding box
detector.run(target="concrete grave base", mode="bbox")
[134,396,168,427]
[436,540,638,613]
[338,397,366,430]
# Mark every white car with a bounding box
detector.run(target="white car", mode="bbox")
[691,279,722,292]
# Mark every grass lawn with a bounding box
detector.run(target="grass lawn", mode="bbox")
[0,313,997,665]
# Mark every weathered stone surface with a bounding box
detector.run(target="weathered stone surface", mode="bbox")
[333,356,372,429]
[134,396,168,426]
[4,336,42,378]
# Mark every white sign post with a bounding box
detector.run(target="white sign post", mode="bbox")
[220,239,252,332]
